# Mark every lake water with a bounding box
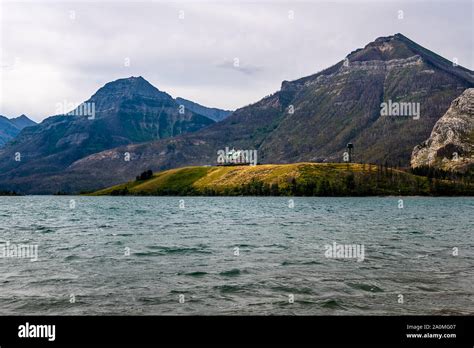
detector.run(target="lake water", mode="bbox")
[0,196,472,315]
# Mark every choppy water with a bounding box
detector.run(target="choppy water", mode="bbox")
[0,196,472,315]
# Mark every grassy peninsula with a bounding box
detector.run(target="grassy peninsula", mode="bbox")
[88,163,473,196]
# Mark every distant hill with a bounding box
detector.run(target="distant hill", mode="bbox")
[0,114,36,147]
[10,115,37,129]
[175,97,232,122]
[89,163,473,196]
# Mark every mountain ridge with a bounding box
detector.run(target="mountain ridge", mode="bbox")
[175,97,232,122]
[0,33,472,194]
[0,114,36,147]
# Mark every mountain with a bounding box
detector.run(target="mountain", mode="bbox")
[0,116,22,147]
[0,76,215,193]
[1,34,473,194]
[0,115,36,147]
[175,97,232,122]
[43,33,473,194]
[411,88,473,173]
[10,115,37,129]
[256,33,472,165]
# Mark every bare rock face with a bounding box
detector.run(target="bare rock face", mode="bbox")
[411,88,474,172]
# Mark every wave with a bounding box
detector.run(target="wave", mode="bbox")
[64,255,80,261]
[321,299,346,310]
[35,226,55,233]
[184,271,208,277]
[144,245,211,255]
[281,260,321,266]
[214,284,245,293]
[347,282,384,293]
[219,269,243,277]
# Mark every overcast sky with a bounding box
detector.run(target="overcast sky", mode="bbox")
[0,0,472,121]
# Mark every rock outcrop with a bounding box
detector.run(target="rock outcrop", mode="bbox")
[411,88,473,172]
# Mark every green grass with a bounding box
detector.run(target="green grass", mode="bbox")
[88,162,474,196]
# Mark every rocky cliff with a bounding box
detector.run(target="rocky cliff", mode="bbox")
[411,88,473,172]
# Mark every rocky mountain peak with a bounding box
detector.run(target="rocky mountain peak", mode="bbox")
[346,33,473,84]
[86,76,174,113]
[347,33,422,62]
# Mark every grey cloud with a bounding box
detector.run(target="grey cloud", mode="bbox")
[216,59,263,75]
[0,1,472,120]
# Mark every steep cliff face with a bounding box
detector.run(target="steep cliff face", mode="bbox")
[411,88,474,172]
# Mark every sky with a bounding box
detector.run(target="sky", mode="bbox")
[0,0,472,122]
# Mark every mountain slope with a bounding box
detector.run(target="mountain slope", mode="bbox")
[0,115,36,147]
[1,34,473,194]
[0,76,214,193]
[411,88,473,172]
[258,34,473,164]
[9,115,37,129]
[47,33,474,194]
[175,97,232,122]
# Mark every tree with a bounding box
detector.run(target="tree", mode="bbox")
[345,173,356,191]
[136,169,153,181]
[270,183,280,196]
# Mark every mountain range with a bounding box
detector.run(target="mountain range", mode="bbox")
[0,77,227,192]
[0,115,36,147]
[0,33,472,194]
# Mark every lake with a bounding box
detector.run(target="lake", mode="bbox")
[0,196,472,315]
